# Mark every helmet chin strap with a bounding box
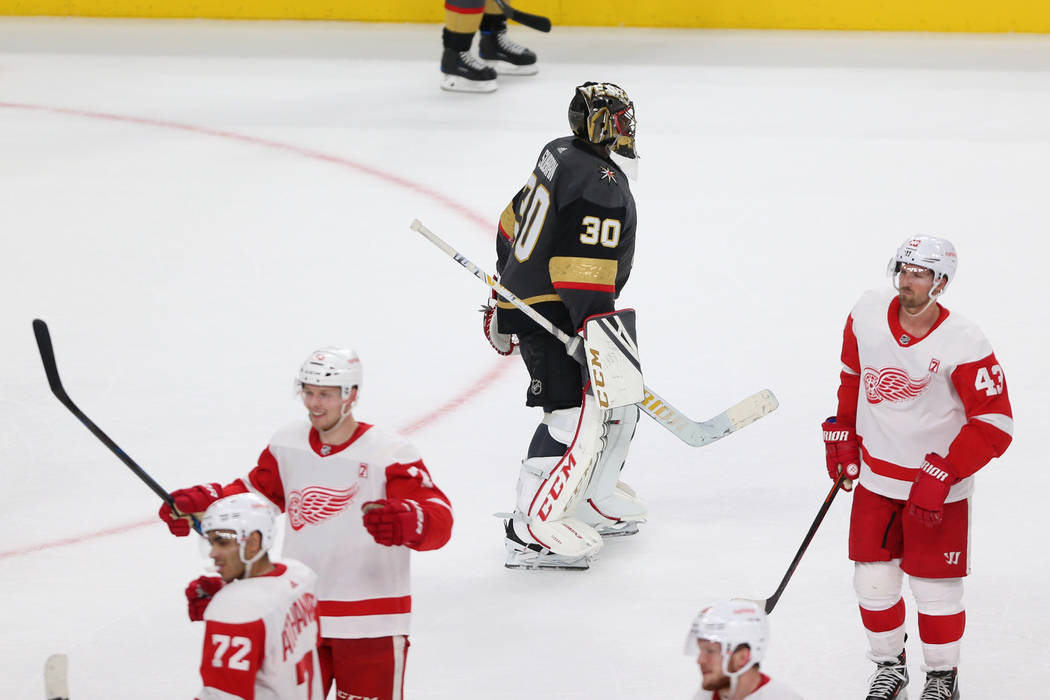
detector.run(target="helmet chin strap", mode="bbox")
[238,539,266,579]
[722,648,755,698]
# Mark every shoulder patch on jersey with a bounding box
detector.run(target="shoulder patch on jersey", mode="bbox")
[599,165,618,184]
[538,149,558,181]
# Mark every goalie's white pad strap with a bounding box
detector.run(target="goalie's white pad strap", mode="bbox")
[526,517,602,558]
[583,310,643,409]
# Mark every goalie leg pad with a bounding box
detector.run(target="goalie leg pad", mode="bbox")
[509,396,606,556]
[577,405,646,531]
[583,309,643,410]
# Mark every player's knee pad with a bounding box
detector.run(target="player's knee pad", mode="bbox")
[909,575,964,616]
[577,405,645,526]
[853,560,905,610]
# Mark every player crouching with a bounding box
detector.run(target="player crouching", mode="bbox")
[187,493,322,700]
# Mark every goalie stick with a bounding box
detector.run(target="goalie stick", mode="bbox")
[493,0,552,32]
[32,319,202,534]
[44,654,69,700]
[408,219,779,447]
[747,474,846,614]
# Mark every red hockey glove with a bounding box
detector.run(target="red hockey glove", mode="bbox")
[822,417,860,491]
[185,575,224,621]
[362,499,426,547]
[906,453,957,528]
[481,297,519,356]
[158,483,223,536]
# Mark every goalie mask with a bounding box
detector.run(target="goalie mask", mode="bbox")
[685,599,769,681]
[887,235,957,297]
[568,81,638,161]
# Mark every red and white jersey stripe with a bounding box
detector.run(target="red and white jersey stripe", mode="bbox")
[837,289,1013,501]
[225,422,452,639]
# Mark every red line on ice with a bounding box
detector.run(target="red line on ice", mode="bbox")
[0,101,515,560]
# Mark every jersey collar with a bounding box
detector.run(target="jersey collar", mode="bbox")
[308,422,372,457]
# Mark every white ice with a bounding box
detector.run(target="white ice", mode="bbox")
[1,17,1048,699]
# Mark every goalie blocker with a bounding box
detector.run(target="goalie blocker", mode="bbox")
[506,310,645,567]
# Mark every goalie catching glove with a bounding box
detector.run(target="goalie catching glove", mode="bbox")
[362,498,426,547]
[481,295,518,356]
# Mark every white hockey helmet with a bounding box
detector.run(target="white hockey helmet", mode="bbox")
[887,235,958,296]
[201,493,278,574]
[685,599,769,678]
[296,347,362,402]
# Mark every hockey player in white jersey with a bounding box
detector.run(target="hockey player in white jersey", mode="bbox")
[189,493,323,700]
[161,347,453,700]
[822,236,1013,700]
[685,599,802,700]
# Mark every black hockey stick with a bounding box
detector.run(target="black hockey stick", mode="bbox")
[751,474,846,614]
[32,319,201,534]
[493,0,552,32]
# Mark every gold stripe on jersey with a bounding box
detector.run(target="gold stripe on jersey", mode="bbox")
[549,256,618,287]
[497,293,562,309]
[498,201,516,240]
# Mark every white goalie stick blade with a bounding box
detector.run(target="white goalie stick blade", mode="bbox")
[639,388,779,448]
[44,654,69,700]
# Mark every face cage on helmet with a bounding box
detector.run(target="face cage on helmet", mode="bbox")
[887,259,948,301]
[201,528,269,578]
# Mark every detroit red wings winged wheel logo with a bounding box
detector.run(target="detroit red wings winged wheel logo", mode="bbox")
[862,366,932,404]
[287,484,360,530]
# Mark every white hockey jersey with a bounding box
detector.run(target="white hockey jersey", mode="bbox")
[229,422,453,639]
[196,559,322,700]
[692,674,803,699]
[837,289,1013,501]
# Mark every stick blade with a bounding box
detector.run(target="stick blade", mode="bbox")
[44,653,69,700]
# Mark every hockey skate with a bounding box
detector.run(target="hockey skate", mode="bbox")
[503,520,593,571]
[440,48,498,93]
[866,649,909,699]
[918,669,958,700]
[479,29,538,75]
[579,481,647,539]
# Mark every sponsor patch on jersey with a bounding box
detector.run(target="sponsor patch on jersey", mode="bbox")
[862,366,932,404]
[538,149,558,180]
[287,484,360,530]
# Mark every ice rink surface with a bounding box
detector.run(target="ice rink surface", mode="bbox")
[2,16,1049,699]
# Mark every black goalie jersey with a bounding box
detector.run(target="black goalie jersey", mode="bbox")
[495,135,637,336]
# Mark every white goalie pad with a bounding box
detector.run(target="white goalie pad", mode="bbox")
[512,395,607,556]
[577,405,646,528]
[583,309,643,410]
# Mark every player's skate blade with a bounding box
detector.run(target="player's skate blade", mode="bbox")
[482,59,538,76]
[504,541,591,571]
[596,520,641,538]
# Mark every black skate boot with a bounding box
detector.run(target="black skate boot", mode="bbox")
[866,649,909,699]
[440,28,497,93]
[919,669,958,700]
[479,14,538,76]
